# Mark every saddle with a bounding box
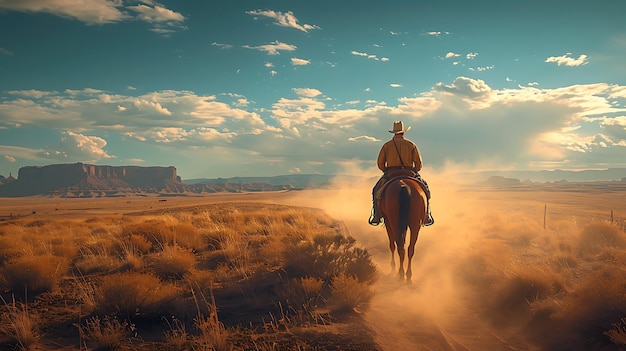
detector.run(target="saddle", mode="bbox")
[375,169,430,200]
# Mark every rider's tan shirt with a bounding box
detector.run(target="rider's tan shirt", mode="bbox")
[377,134,422,172]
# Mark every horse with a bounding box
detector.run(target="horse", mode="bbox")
[378,174,427,283]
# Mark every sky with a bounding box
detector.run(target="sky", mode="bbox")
[0,0,625,180]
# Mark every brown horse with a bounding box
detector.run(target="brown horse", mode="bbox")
[379,176,427,283]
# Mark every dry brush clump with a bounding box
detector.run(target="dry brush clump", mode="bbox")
[1,254,70,296]
[77,315,133,351]
[459,216,626,350]
[0,298,40,350]
[90,272,180,319]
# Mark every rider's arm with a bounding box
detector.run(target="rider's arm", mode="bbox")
[412,143,423,172]
[377,142,388,171]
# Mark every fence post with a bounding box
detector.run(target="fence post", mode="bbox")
[611,209,614,223]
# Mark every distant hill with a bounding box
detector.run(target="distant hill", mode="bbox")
[184,174,338,188]
[475,168,626,183]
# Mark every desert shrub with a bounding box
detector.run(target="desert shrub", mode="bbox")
[0,228,26,264]
[527,272,626,350]
[170,222,205,251]
[1,254,70,295]
[280,277,325,311]
[117,244,144,273]
[551,252,579,272]
[78,315,132,351]
[578,222,626,253]
[217,228,252,278]
[129,233,153,253]
[486,267,566,326]
[161,316,192,351]
[150,244,197,279]
[186,269,215,295]
[0,298,40,350]
[122,219,168,248]
[503,222,542,247]
[111,234,152,256]
[74,250,121,275]
[194,313,233,351]
[93,272,180,319]
[328,274,373,313]
[283,234,376,284]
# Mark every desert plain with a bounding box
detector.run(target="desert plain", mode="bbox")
[1,177,626,350]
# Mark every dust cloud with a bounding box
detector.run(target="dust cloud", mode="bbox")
[278,163,626,351]
[279,167,532,350]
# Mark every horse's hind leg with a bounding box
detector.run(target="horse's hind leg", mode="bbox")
[397,245,406,279]
[387,232,396,272]
[405,229,419,283]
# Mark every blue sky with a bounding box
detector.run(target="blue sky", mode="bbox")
[0,0,625,179]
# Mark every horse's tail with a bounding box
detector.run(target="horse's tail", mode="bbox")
[397,183,410,247]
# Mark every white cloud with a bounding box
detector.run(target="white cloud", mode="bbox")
[36,131,114,162]
[293,88,322,98]
[244,41,297,55]
[3,155,16,162]
[134,99,172,115]
[351,51,387,62]
[247,9,320,32]
[469,65,494,72]
[0,145,46,161]
[390,84,402,88]
[0,0,128,24]
[545,53,589,67]
[8,89,54,99]
[0,47,14,56]
[211,42,233,49]
[348,136,380,142]
[0,0,185,32]
[600,116,626,139]
[291,57,310,66]
[0,89,269,146]
[127,4,184,23]
[445,52,460,59]
[434,77,492,98]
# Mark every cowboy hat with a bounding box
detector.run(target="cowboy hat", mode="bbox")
[389,120,411,134]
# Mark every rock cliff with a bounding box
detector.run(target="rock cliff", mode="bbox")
[0,163,180,197]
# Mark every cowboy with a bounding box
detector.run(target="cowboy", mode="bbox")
[369,120,434,226]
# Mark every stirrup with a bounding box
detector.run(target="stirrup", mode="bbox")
[423,214,434,226]
[369,208,381,226]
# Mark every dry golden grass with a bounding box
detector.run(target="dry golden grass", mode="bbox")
[0,200,377,350]
[0,298,40,351]
[77,315,132,351]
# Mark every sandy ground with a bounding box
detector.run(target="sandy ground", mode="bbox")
[2,181,625,350]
